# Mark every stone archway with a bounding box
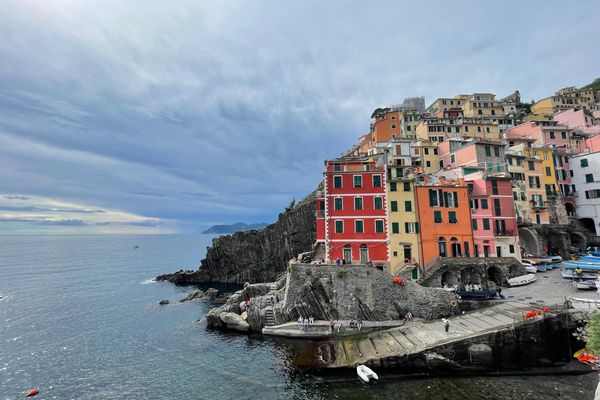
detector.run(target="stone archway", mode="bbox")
[569,232,588,253]
[460,267,482,288]
[441,270,457,287]
[519,227,540,256]
[579,218,597,236]
[487,266,503,286]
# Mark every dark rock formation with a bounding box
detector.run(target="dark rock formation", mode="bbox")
[179,288,222,303]
[159,299,170,305]
[157,191,317,285]
[206,264,457,332]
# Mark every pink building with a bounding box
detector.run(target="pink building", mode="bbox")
[435,138,520,258]
[554,108,600,136]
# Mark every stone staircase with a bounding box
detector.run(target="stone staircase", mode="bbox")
[264,297,275,326]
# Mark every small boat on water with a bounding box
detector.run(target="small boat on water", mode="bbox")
[356,364,378,383]
[507,274,536,287]
[561,269,598,280]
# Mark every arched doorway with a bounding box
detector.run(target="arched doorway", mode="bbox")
[438,237,447,257]
[343,244,352,264]
[487,266,503,286]
[570,232,588,254]
[579,218,596,236]
[565,202,576,217]
[441,270,457,287]
[450,237,461,257]
[359,244,368,264]
[461,267,482,288]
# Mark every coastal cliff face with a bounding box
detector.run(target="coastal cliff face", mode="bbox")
[157,192,317,285]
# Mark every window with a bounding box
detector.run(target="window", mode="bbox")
[392,222,399,234]
[448,211,457,223]
[333,163,341,172]
[426,161,431,167]
[353,175,362,188]
[333,176,342,188]
[438,237,447,257]
[481,199,488,209]
[491,181,498,195]
[586,173,594,183]
[545,167,551,176]
[581,159,589,167]
[433,148,438,155]
[373,175,382,188]
[494,147,500,157]
[334,197,343,210]
[375,220,384,233]
[509,244,515,254]
[450,154,456,163]
[391,124,396,129]
[434,210,442,223]
[528,161,534,171]
[549,132,555,139]
[493,198,501,216]
[404,201,412,212]
[483,219,490,230]
[403,182,411,191]
[354,197,363,210]
[390,182,397,192]
[405,223,418,233]
[355,220,364,233]
[472,219,478,230]
[561,131,567,139]
[429,189,441,207]
[391,201,398,212]
[424,148,429,155]
[485,146,491,156]
[335,220,344,233]
[374,197,383,210]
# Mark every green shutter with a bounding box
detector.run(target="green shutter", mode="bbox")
[405,201,412,212]
[392,223,399,234]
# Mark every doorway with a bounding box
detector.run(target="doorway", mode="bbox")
[343,245,352,264]
[359,244,368,264]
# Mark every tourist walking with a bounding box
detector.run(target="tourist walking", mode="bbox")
[357,318,363,331]
[443,318,450,334]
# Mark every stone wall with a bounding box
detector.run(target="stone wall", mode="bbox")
[418,257,527,289]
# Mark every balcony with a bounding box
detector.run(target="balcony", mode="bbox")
[494,229,515,237]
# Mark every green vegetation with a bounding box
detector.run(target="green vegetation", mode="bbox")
[285,197,296,212]
[336,268,348,279]
[587,312,600,354]
[582,78,600,91]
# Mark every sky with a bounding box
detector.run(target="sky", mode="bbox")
[0,0,599,234]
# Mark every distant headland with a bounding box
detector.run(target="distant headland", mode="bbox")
[202,222,269,234]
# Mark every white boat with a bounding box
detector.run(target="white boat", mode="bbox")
[561,269,598,280]
[570,297,600,311]
[356,364,378,383]
[524,265,537,274]
[574,280,597,290]
[506,274,536,287]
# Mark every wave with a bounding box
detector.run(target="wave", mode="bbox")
[141,278,157,285]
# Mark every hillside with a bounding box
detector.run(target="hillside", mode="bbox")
[202,222,269,234]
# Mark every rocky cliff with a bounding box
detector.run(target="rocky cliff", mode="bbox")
[157,191,317,285]
[206,264,458,332]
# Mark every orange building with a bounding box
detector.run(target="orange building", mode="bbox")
[415,183,474,269]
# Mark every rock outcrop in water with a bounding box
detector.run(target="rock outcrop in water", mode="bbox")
[157,191,317,285]
[206,264,457,332]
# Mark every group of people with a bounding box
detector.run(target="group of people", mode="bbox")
[465,282,483,292]
[297,316,315,330]
[348,319,364,331]
[404,311,414,322]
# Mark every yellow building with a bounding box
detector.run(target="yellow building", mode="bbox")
[531,146,559,197]
[461,93,504,118]
[386,169,420,277]
[411,140,441,174]
[531,87,597,120]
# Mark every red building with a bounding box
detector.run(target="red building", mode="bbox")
[315,156,388,266]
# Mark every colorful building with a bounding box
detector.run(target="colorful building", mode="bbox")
[384,139,420,276]
[414,178,474,268]
[315,156,389,267]
[571,151,600,235]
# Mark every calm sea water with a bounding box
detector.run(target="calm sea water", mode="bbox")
[0,234,597,400]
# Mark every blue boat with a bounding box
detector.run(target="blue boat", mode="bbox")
[580,255,600,262]
[536,263,547,272]
[563,261,600,271]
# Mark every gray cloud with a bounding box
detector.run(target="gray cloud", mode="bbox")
[0,0,598,232]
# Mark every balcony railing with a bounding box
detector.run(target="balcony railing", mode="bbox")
[494,229,515,237]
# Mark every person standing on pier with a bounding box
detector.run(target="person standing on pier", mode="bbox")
[443,318,450,334]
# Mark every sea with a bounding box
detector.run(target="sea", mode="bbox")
[0,234,597,400]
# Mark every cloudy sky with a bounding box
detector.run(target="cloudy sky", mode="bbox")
[0,0,598,234]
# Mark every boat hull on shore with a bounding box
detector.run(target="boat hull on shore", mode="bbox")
[507,274,536,287]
